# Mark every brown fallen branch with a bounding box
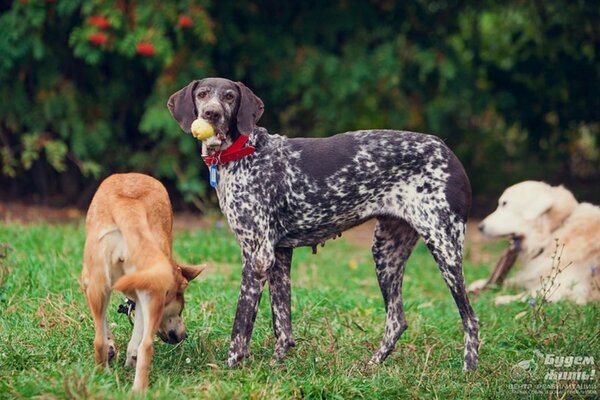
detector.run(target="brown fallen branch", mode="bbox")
[469,236,522,294]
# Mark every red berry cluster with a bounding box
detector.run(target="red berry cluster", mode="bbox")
[88,16,110,29]
[136,42,156,56]
[84,12,194,56]
[87,15,110,46]
[88,32,108,45]
[179,15,193,28]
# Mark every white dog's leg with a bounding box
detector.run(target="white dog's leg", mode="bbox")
[467,278,488,293]
[494,293,527,305]
[126,305,144,368]
[503,277,520,287]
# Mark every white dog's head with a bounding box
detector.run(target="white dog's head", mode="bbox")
[478,181,578,253]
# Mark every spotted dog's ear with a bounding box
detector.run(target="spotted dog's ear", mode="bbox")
[235,81,264,136]
[167,80,202,133]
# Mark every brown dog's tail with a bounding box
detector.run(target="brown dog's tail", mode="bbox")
[112,264,174,297]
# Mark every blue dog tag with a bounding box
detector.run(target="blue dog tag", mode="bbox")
[209,164,219,188]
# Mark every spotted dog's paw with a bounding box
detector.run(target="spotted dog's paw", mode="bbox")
[367,353,384,366]
[270,338,295,365]
[226,354,242,368]
[226,349,250,368]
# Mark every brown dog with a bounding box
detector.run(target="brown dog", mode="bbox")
[81,173,206,392]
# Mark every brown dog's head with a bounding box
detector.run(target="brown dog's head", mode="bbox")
[167,77,264,154]
[156,263,207,344]
[113,262,207,344]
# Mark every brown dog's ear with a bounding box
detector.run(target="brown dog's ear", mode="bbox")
[167,80,201,133]
[180,263,207,281]
[235,81,264,136]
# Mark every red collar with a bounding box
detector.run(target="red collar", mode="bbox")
[202,134,255,166]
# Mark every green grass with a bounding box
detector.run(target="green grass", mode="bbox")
[0,222,598,399]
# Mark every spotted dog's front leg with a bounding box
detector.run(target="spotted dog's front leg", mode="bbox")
[227,246,274,367]
[269,247,295,362]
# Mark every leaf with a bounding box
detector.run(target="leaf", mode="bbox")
[44,140,68,172]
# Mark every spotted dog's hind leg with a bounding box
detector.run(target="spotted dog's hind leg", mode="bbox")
[419,216,479,371]
[269,247,295,362]
[369,217,419,365]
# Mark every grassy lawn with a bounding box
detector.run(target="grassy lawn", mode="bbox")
[0,222,597,399]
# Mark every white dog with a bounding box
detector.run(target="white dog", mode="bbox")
[470,181,600,304]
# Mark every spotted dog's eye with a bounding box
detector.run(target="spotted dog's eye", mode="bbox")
[224,92,235,101]
[198,91,208,99]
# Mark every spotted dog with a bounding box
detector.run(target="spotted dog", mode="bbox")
[168,77,480,371]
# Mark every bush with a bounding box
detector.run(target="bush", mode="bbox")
[210,1,599,206]
[0,0,214,207]
[1,1,598,210]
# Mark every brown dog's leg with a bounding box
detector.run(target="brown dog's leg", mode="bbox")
[126,305,144,368]
[132,291,164,392]
[85,282,111,367]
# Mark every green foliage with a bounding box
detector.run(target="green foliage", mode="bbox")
[212,0,599,203]
[0,0,214,205]
[0,0,598,207]
[1,222,598,398]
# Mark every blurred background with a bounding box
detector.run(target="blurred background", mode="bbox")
[0,0,598,216]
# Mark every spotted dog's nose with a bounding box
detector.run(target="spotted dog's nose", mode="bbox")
[202,108,222,124]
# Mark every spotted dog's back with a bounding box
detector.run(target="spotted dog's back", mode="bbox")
[219,129,470,249]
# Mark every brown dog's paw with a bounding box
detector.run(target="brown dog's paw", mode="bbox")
[125,348,137,368]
